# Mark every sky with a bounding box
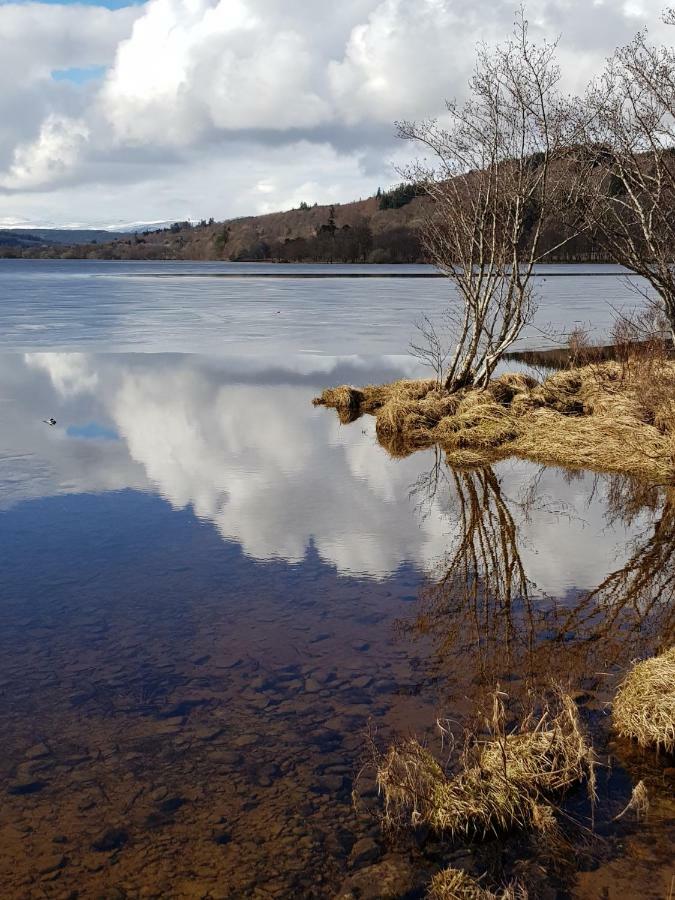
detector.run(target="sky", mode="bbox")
[0,0,673,228]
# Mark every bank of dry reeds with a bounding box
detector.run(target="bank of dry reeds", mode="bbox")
[428,868,527,900]
[613,647,675,753]
[313,360,675,481]
[376,692,593,840]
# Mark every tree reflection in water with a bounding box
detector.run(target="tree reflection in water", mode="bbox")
[403,455,675,706]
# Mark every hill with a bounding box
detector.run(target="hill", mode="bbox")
[0,191,428,263]
[0,182,607,264]
[0,228,125,248]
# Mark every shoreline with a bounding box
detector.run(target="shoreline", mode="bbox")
[0,257,635,273]
[97,270,639,279]
[505,338,675,369]
[0,261,643,280]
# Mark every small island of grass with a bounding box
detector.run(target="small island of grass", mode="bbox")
[314,356,675,483]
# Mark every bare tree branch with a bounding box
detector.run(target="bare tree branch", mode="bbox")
[398,12,586,391]
[574,22,675,339]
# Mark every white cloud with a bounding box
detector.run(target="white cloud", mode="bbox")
[0,3,137,157]
[25,352,99,397]
[101,0,332,144]
[1,0,675,222]
[329,0,486,125]
[0,2,139,84]
[0,115,90,190]
[0,139,379,225]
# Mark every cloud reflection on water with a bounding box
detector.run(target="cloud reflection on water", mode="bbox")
[0,351,653,589]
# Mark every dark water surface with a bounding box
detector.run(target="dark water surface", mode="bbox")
[0,262,673,899]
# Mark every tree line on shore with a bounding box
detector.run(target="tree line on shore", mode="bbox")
[0,194,633,266]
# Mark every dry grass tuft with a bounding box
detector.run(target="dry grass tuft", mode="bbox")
[530,369,585,413]
[509,408,674,482]
[613,647,675,754]
[375,398,433,435]
[377,692,593,840]
[441,395,519,450]
[315,357,675,482]
[313,379,437,415]
[418,392,462,421]
[313,385,364,411]
[428,868,527,900]
[488,372,538,406]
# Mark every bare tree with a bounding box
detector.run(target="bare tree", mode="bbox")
[409,313,451,386]
[398,13,581,392]
[578,18,675,339]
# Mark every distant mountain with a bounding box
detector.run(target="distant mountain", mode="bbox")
[0,228,126,247]
[0,230,44,249]
[111,221,187,233]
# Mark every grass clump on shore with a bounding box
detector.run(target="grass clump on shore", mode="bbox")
[376,692,593,840]
[613,647,675,754]
[313,360,675,481]
[428,869,526,900]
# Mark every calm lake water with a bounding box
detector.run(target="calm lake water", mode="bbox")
[0,259,660,356]
[0,261,672,899]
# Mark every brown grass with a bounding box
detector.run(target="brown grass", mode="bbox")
[613,780,650,822]
[613,647,675,754]
[376,692,593,840]
[428,868,527,900]
[314,359,675,482]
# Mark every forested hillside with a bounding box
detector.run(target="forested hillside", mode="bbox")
[0,178,613,264]
[0,188,428,263]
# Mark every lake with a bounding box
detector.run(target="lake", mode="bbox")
[0,260,659,356]
[0,260,672,899]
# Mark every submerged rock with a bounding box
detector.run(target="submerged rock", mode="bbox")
[158,796,186,814]
[38,854,66,875]
[91,828,129,853]
[335,857,416,899]
[25,742,50,760]
[348,837,381,867]
[8,780,47,796]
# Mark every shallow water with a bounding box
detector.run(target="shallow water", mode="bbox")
[0,262,673,899]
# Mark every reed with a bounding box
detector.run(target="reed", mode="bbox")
[613,647,675,754]
[377,692,594,840]
[428,869,526,900]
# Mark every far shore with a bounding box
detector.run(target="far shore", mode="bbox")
[0,256,640,277]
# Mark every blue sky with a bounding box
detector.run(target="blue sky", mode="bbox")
[52,64,107,83]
